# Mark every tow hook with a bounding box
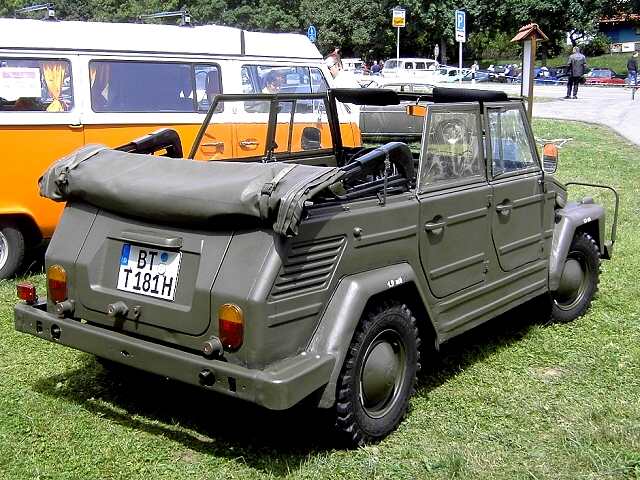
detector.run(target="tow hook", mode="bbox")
[54,299,75,318]
[202,337,223,358]
[107,301,129,318]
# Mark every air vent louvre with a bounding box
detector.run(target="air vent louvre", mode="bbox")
[271,236,345,298]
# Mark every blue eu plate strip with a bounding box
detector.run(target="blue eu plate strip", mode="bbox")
[120,244,131,265]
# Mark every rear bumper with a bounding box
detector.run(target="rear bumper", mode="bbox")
[14,301,334,410]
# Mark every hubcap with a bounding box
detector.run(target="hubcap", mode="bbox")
[0,231,8,271]
[555,253,589,310]
[359,329,407,419]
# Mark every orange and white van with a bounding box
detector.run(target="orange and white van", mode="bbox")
[0,18,361,278]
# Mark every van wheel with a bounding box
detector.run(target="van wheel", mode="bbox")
[0,222,25,280]
[334,302,420,446]
[551,232,600,322]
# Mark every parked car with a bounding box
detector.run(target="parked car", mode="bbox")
[435,66,470,83]
[15,87,618,447]
[382,57,439,83]
[585,68,626,85]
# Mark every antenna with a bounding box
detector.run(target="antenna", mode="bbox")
[15,3,56,20]
[138,8,192,27]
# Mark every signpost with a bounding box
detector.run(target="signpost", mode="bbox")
[511,24,549,120]
[307,24,317,43]
[455,10,466,85]
[392,6,406,67]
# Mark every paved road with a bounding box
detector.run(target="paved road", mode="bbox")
[531,86,640,146]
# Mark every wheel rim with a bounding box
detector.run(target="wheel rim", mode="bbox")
[554,251,590,311]
[0,231,8,271]
[359,328,407,419]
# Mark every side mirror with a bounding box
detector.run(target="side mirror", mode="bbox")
[406,104,427,117]
[542,143,558,173]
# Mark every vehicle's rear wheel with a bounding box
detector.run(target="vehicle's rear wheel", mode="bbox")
[334,302,420,446]
[0,222,25,280]
[551,232,600,322]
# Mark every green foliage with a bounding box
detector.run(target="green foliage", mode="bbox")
[581,33,612,57]
[0,0,631,61]
[468,31,520,61]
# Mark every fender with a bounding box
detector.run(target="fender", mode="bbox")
[549,202,605,291]
[307,262,430,408]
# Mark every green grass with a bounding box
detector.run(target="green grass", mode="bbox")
[1,119,639,479]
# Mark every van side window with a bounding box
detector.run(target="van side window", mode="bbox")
[241,65,317,113]
[89,60,221,113]
[310,68,328,93]
[195,64,223,112]
[0,58,73,112]
[405,63,414,69]
[415,62,426,70]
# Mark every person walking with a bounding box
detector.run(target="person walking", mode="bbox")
[565,46,587,99]
[627,52,638,86]
[471,60,479,84]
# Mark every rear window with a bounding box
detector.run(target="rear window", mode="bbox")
[90,60,221,113]
[0,58,73,112]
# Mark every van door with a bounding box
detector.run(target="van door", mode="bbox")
[0,54,83,239]
[418,104,491,298]
[485,103,547,272]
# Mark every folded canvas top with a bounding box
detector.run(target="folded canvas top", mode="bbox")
[39,145,343,236]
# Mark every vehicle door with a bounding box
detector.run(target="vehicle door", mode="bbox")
[418,104,492,298]
[485,102,546,272]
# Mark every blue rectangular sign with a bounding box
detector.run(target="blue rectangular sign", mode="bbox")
[455,10,466,42]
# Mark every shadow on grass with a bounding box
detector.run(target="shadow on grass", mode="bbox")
[416,295,551,390]
[31,296,551,476]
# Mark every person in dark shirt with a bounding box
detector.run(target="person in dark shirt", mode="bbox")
[565,47,587,99]
[627,52,638,86]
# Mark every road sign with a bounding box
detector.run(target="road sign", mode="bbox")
[455,10,466,43]
[392,7,406,28]
[307,25,317,43]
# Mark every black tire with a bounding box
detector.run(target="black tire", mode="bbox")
[550,231,600,322]
[334,302,420,446]
[0,222,25,280]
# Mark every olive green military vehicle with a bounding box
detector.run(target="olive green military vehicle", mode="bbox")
[15,88,618,446]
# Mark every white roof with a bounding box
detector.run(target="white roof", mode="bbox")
[0,18,322,59]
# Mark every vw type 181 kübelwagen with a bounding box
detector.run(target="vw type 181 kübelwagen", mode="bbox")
[15,87,618,446]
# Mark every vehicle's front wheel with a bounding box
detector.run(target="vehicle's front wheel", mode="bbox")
[551,231,600,322]
[334,302,420,446]
[0,222,25,280]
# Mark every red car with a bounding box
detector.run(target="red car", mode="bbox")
[585,68,626,85]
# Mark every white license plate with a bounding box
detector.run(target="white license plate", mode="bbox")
[116,244,182,301]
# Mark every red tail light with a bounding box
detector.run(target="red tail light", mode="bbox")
[17,282,37,304]
[47,264,67,303]
[219,303,244,350]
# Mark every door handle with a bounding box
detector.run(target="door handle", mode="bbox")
[68,124,83,130]
[424,220,446,234]
[201,141,224,147]
[496,202,514,216]
[239,139,259,150]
